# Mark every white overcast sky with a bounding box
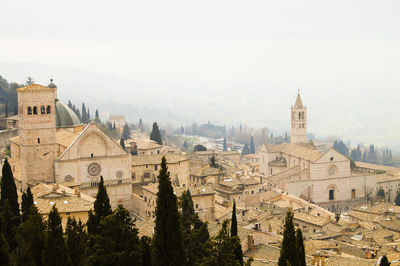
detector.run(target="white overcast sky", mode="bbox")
[1,0,400,148]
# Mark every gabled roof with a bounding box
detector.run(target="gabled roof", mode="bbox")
[266,143,322,162]
[17,83,56,92]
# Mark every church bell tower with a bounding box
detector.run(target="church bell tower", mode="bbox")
[290,91,307,144]
[17,80,58,186]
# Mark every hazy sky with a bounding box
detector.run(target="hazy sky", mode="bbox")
[1,0,400,148]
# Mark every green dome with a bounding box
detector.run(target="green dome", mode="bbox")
[55,100,82,128]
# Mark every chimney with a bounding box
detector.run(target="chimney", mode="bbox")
[247,234,254,250]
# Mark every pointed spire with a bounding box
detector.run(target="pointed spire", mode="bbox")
[294,90,303,108]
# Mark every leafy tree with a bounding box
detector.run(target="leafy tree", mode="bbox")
[380,255,390,266]
[241,144,250,155]
[16,205,45,266]
[250,136,255,154]
[122,123,131,140]
[209,155,218,168]
[120,138,126,150]
[194,144,207,152]
[1,158,20,221]
[42,205,71,266]
[0,233,9,266]
[150,122,163,145]
[152,156,185,266]
[231,201,243,265]
[296,228,306,266]
[278,210,297,266]
[87,176,112,235]
[65,217,87,266]
[85,207,141,265]
[21,187,34,223]
[394,192,400,206]
[25,77,35,85]
[200,220,240,266]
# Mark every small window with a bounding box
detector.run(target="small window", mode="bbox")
[27,106,32,115]
[66,212,70,215]
[46,105,51,114]
[37,138,40,144]
[330,157,334,161]
[155,165,158,171]
[40,106,45,114]
[157,150,160,154]
[33,106,38,115]
[132,173,136,180]
[118,180,122,184]
[329,189,334,200]
[195,204,199,209]
[91,153,93,157]
[251,190,254,194]
[146,164,148,168]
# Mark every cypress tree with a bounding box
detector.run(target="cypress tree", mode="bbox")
[380,255,390,266]
[42,205,71,266]
[278,210,297,266]
[95,109,100,120]
[296,228,306,266]
[85,207,141,265]
[152,156,185,266]
[209,155,218,168]
[16,205,45,266]
[150,122,163,145]
[231,201,243,266]
[140,236,152,266]
[87,176,112,235]
[181,190,195,232]
[223,137,228,151]
[21,186,34,223]
[81,103,88,123]
[120,138,126,150]
[241,144,250,155]
[250,136,255,154]
[122,123,131,140]
[65,217,87,266]
[138,118,144,132]
[0,233,9,266]
[1,158,20,221]
[0,199,18,251]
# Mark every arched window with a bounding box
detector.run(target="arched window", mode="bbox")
[298,112,301,119]
[329,189,334,200]
[40,106,45,114]
[33,106,38,115]
[27,106,32,115]
[46,105,51,114]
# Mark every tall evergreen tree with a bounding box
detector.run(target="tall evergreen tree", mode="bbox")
[0,233,9,266]
[87,176,112,235]
[152,156,185,266]
[85,207,141,265]
[122,123,131,140]
[120,138,126,150]
[380,255,390,266]
[42,205,71,266]
[241,144,250,155]
[231,201,243,266]
[223,137,228,151]
[16,205,45,266]
[95,109,100,121]
[209,155,218,168]
[1,158,20,221]
[140,236,152,266]
[296,228,306,266]
[0,199,18,252]
[200,220,240,266]
[138,118,144,132]
[278,210,297,266]
[81,103,88,124]
[150,122,163,145]
[65,217,87,266]
[250,136,255,154]
[21,186,34,223]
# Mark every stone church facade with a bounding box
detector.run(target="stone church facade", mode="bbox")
[258,92,378,208]
[9,82,132,209]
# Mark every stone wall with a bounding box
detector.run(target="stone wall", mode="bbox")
[0,128,18,149]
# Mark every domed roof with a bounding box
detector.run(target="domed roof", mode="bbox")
[55,100,82,128]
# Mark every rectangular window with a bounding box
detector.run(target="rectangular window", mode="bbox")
[329,189,334,200]
[351,189,356,199]
[155,165,158,170]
